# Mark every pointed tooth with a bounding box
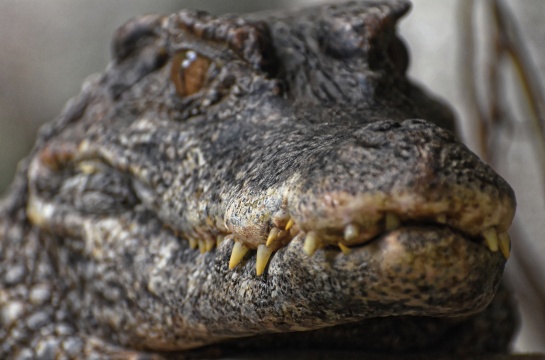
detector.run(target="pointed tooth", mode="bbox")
[285,218,295,231]
[385,212,401,231]
[205,238,215,252]
[344,223,359,242]
[188,238,198,249]
[256,244,273,276]
[266,228,280,247]
[229,241,249,269]
[216,235,225,248]
[483,228,499,252]
[198,239,207,254]
[437,214,447,224]
[303,232,320,256]
[338,243,351,254]
[78,162,99,175]
[498,233,511,259]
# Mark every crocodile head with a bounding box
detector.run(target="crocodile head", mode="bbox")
[24,1,515,352]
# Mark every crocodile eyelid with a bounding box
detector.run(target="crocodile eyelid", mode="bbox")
[173,10,278,76]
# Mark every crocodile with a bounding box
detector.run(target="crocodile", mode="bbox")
[0,1,518,359]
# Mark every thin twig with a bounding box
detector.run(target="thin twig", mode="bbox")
[487,6,503,166]
[493,0,545,133]
[490,0,545,347]
[492,0,545,202]
[461,0,545,348]
[459,0,489,161]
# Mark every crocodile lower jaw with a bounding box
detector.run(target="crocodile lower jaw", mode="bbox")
[213,225,506,319]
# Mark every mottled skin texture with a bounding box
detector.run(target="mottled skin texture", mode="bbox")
[0,1,517,359]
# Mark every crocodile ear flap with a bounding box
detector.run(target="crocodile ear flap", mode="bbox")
[173,10,278,77]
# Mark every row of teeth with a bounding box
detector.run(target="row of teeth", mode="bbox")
[186,213,511,276]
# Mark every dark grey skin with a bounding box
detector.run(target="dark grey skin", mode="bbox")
[0,1,517,359]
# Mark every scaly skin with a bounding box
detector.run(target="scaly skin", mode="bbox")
[0,1,516,358]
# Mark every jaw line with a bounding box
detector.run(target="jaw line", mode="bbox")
[220,226,505,320]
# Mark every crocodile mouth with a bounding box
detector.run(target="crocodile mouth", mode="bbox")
[214,184,515,276]
[224,212,511,276]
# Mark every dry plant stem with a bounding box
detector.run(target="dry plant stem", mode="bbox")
[491,0,545,344]
[461,0,545,343]
[487,11,503,166]
[459,0,489,161]
[493,0,545,133]
[492,0,545,199]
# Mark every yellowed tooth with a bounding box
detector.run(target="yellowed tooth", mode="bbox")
[338,243,351,254]
[285,218,295,231]
[344,224,359,242]
[229,241,249,269]
[385,212,401,231]
[188,238,198,250]
[198,240,207,254]
[205,238,215,252]
[256,244,273,276]
[437,214,447,224]
[303,232,320,256]
[483,228,499,252]
[499,233,511,259]
[78,161,100,175]
[216,235,225,248]
[266,228,281,247]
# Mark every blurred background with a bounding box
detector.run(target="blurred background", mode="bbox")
[0,0,543,354]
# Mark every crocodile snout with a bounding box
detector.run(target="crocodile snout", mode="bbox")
[221,118,515,277]
[284,119,515,253]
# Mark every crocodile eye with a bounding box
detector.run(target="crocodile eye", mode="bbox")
[170,50,213,97]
